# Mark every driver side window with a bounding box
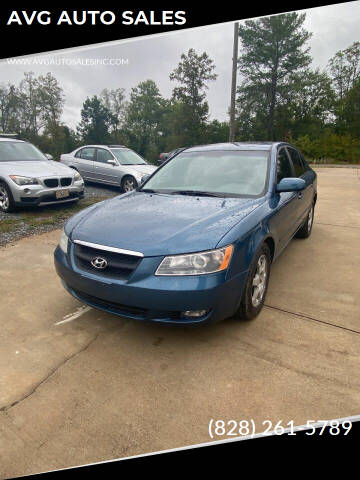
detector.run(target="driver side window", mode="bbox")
[277,148,293,182]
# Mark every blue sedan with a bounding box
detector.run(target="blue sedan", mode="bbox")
[54,142,317,325]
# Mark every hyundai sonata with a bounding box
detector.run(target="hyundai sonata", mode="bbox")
[54,142,317,325]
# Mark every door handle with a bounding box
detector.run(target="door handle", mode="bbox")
[298,192,303,199]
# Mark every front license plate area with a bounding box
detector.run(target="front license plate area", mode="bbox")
[56,189,70,199]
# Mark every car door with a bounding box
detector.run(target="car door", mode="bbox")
[73,147,95,180]
[286,146,313,227]
[94,148,121,185]
[270,146,299,252]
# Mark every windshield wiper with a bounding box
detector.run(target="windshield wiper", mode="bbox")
[170,190,224,198]
[139,188,160,193]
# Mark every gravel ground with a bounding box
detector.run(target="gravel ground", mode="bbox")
[83,181,122,198]
[0,182,121,247]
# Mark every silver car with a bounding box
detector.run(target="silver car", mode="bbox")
[0,137,84,213]
[60,144,157,192]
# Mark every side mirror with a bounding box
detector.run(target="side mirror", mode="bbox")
[140,174,150,185]
[45,153,53,160]
[107,159,117,166]
[276,177,306,193]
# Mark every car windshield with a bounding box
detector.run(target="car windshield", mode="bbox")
[0,141,47,162]
[142,150,269,197]
[110,148,147,165]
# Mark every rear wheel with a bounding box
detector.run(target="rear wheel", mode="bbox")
[121,175,138,193]
[295,202,314,239]
[235,243,271,321]
[0,181,16,213]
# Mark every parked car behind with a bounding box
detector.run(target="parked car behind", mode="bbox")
[0,137,84,213]
[158,147,184,165]
[60,144,157,192]
[55,142,317,325]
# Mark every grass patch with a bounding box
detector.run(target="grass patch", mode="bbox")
[0,218,22,233]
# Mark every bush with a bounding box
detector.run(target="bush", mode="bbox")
[293,131,360,164]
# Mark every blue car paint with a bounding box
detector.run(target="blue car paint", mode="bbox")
[276,177,306,192]
[54,142,317,325]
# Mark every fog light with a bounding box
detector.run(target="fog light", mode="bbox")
[23,188,31,194]
[182,309,209,318]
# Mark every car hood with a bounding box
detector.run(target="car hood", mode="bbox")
[125,164,157,176]
[0,160,74,177]
[70,191,264,256]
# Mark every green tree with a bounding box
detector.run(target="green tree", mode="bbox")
[328,41,360,100]
[37,72,64,130]
[204,120,230,144]
[276,69,335,139]
[170,48,217,146]
[237,12,312,140]
[340,80,360,139]
[77,96,116,144]
[0,83,20,133]
[125,80,165,160]
[16,72,64,138]
[100,87,128,135]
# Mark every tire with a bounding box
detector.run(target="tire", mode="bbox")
[236,243,271,321]
[295,202,314,239]
[0,181,16,213]
[121,175,138,193]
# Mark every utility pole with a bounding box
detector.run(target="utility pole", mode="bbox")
[229,22,239,142]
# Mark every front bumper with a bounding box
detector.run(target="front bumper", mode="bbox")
[54,244,248,325]
[11,180,85,207]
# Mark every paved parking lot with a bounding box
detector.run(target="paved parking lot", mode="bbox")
[0,167,359,477]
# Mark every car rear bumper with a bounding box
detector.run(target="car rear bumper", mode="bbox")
[54,245,248,325]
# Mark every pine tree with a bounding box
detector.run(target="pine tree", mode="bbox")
[237,13,312,140]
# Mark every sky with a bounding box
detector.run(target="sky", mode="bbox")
[0,1,359,129]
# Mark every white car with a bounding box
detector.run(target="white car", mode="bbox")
[0,137,84,213]
[60,144,157,192]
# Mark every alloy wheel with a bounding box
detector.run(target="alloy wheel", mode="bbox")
[251,254,268,307]
[308,206,314,232]
[0,186,10,211]
[123,178,136,192]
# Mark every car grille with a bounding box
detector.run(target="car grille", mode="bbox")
[60,177,72,187]
[71,288,148,318]
[44,178,59,188]
[70,288,183,321]
[73,243,142,280]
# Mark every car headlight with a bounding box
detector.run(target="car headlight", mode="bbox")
[73,171,82,182]
[10,175,39,186]
[155,245,233,276]
[59,229,69,253]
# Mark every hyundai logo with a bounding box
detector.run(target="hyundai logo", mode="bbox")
[91,256,108,270]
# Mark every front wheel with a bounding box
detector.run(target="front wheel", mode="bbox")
[0,181,16,213]
[295,202,314,239]
[236,243,271,321]
[121,175,138,193]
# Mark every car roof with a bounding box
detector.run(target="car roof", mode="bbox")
[184,142,278,153]
[77,144,127,149]
[0,137,24,143]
